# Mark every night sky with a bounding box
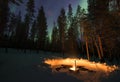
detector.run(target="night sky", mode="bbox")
[10,0,88,37]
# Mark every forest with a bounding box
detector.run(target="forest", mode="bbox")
[0,0,120,63]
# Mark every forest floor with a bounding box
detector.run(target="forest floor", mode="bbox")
[0,48,120,82]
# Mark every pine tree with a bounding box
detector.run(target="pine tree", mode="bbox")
[14,12,22,47]
[87,0,118,61]
[8,13,17,39]
[75,5,86,39]
[51,22,59,51]
[67,18,78,56]
[67,4,73,28]
[57,8,67,55]
[26,0,35,21]
[24,14,30,40]
[0,0,22,39]
[0,0,9,39]
[24,0,35,40]
[31,20,36,42]
[0,0,22,50]
[36,6,48,50]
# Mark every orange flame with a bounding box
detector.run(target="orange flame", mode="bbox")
[45,58,118,73]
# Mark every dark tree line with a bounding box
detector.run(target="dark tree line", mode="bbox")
[0,0,48,51]
[51,4,86,57]
[0,0,120,62]
[83,0,120,62]
[50,0,120,62]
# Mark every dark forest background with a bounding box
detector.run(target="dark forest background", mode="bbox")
[0,0,120,62]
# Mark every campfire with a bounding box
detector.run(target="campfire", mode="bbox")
[44,58,118,82]
[44,58,118,73]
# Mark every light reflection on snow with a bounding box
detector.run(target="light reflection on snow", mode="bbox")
[44,58,118,82]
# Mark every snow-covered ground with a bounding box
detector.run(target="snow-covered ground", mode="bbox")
[0,48,120,82]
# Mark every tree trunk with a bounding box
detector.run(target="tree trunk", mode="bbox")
[85,36,90,60]
[109,49,113,62]
[61,39,64,57]
[98,36,104,57]
[94,40,101,60]
[91,43,95,58]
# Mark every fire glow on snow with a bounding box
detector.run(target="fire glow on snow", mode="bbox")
[44,58,117,73]
[44,58,118,82]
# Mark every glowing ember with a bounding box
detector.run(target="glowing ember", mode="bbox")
[44,58,118,73]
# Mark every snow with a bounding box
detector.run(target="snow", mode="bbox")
[0,48,120,82]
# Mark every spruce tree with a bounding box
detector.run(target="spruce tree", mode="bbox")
[51,22,59,51]
[87,0,118,61]
[0,0,22,39]
[36,6,48,50]
[0,0,9,39]
[67,4,73,28]
[14,12,22,48]
[31,20,36,42]
[57,8,67,55]
[24,0,35,40]
[8,13,17,39]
